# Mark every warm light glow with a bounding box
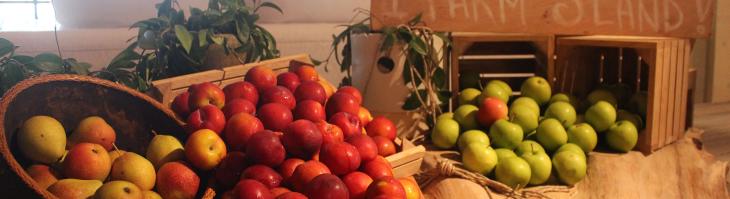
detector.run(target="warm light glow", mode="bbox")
[0,1,59,31]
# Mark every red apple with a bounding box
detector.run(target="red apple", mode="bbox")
[186,104,226,134]
[346,134,378,162]
[399,177,423,199]
[278,158,305,184]
[294,100,326,122]
[262,86,296,110]
[315,121,344,145]
[320,142,361,175]
[172,91,191,118]
[358,107,373,126]
[233,179,274,199]
[276,192,307,199]
[343,171,373,199]
[223,98,256,119]
[329,112,362,139]
[215,152,248,189]
[63,142,110,181]
[277,72,301,92]
[476,97,509,128]
[294,81,326,105]
[372,136,396,156]
[306,174,349,199]
[157,162,200,199]
[225,112,264,151]
[283,120,323,159]
[241,165,284,188]
[258,103,294,132]
[336,86,363,105]
[294,65,319,82]
[290,160,331,192]
[365,176,406,199]
[245,66,277,93]
[246,131,286,167]
[270,187,291,198]
[361,156,393,180]
[189,82,226,110]
[366,116,397,141]
[223,81,259,105]
[325,92,360,118]
[185,129,227,170]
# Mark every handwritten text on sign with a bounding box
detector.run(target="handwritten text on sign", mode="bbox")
[371,0,715,38]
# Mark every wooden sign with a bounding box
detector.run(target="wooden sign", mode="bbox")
[371,0,715,38]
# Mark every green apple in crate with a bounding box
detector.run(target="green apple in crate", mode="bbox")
[536,118,568,152]
[489,119,524,150]
[567,123,598,152]
[520,148,552,185]
[556,143,586,161]
[495,156,532,188]
[461,144,499,175]
[552,150,587,186]
[515,140,546,156]
[617,109,644,129]
[495,148,518,162]
[457,130,490,151]
[459,88,482,105]
[520,77,552,106]
[550,93,580,108]
[509,106,539,133]
[438,112,454,121]
[585,101,617,132]
[544,101,577,127]
[454,104,480,130]
[587,89,618,107]
[431,118,461,149]
[511,97,540,117]
[606,120,639,152]
[479,80,512,103]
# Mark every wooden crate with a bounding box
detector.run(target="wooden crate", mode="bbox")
[449,33,555,107]
[555,36,691,154]
[149,54,426,177]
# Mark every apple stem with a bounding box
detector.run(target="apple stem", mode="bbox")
[151,129,158,136]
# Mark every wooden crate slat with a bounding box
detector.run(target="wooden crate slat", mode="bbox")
[671,40,684,142]
[679,41,692,139]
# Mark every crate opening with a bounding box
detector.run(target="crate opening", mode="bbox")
[457,41,549,93]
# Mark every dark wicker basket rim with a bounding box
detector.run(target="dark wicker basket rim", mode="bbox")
[0,74,183,198]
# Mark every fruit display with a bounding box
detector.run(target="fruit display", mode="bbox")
[9,63,423,199]
[437,76,642,188]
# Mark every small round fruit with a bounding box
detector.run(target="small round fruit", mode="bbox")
[544,101,577,127]
[567,123,598,152]
[536,119,568,152]
[556,143,586,161]
[453,104,480,130]
[495,157,532,189]
[520,77,551,105]
[606,120,639,153]
[489,119,523,150]
[431,118,460,149]
[494,148,517,162]
[585,101,617,132]
[18,115,66,164]
[510,97,540,117]
[552,151,587,185]
[457,130,490,151]
[461,144,498,175]
[459,88,482,105]
[514,140,545,156]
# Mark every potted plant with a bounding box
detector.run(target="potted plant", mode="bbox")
[323,12,451,141]
[96,0,282,91]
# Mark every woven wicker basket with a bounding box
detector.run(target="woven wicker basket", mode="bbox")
[0,74,191,198]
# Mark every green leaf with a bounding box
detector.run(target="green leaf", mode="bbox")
[0,38,14,57]
[108,42,141,69]
[175,25,194,54]
[1,62,25,91]
[310,57,323,66]
[210,35,224,45]
[408,13,423,26]
[409,37,427,55]
[34,53,64,73]
[198,29,209,47]
[68,62,91,75]
[11,55,34,64]
[433,67,446,88]
[235,19,251,42]
[256,2,283,14]
[380,32,395,53]
[402,90,426,110]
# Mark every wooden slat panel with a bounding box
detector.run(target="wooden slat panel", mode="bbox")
[678,40,691,139]
[664,39,678,147]
[672,39,685,142]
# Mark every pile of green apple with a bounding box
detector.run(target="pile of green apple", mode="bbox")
[432,76,641,188]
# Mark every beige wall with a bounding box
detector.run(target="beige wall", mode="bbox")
[706,0,730,103]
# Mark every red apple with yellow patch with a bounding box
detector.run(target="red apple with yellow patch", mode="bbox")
[189,82,226,110]
[224,112,264,151]
[294,65,319,82]
[372,136,396,156]
[185,129,227,170]
[358,107,373,126]
[186,105,226,134]
[315,120,344,145]
[366,116,397,141]
[290,160,331,192]
[156,162,200,199]
[63,142,111,181]
[294,100,326,122]
[343,171,374,199]
[245,66,277,92]
[223,81,259,105]
[320,142,361,175]
[328,112,362,139]
[365,176,406,199]
[337,86,363,105]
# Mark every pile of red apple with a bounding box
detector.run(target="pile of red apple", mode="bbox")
[168,62,423,199]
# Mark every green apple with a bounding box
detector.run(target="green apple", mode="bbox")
[520,150,552,185]
[432,118,461,149]
[461,144,498,175]
[617,109,643,129]
[544,101,577,127]
[459,88,482,106]
[438,112,454,121]
[555,143,586,161]
[550,93,580,108]
[552,151,587,185]
[606,120,638,152]
[536,119,568,152]
[495,148,517,162]
[460,72,482,90]
[629,92,648,118]
[495,157,532,188]
[458,130,490,151]
[454,104,480,130]
[587,89,617,107]
[520,77,552,106]
[567,123,597,152]
[511,97,540,117]
[585,101,617,132]
[480,80,511,103]
[509,106,538,133]
[515,140,545,156]
[489,119,524,149]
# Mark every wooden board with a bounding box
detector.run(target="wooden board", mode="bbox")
[372,0,716,38]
